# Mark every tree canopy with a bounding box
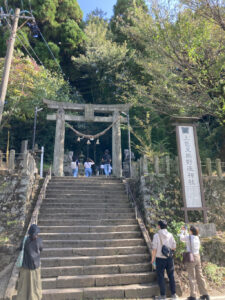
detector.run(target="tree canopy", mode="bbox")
[0,0,225,161]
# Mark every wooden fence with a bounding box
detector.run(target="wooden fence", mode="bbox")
[133,155,224,179]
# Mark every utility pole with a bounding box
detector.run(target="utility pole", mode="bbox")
[0,8,20,125]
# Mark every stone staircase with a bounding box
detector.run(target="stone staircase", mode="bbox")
[38,177,158,299]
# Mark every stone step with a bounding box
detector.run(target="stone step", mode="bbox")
[42,239,145,248]
[42,246,147,257]
[46,188,126,194]
[40,207,133,214]
[51,177,120,181]
[41,254,150,268]
[39,225,139,233]
[42,272,155,289]
[41,203,131,209]
[47,185,125,190]
[38,219,138,226]
[43,196,129,202]
[47,184,125,190]
[44,194,128,200]
[39,213,135,219]
[40,239,145,248]
[41,263,152,278]
[39,232,142,240]
[42,283,159,300]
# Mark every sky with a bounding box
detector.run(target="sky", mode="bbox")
[77,0,117,19]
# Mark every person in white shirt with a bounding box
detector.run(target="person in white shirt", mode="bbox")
[71,158,79,177]
[180,225,209,300]
[151,220,177,300]
[84,158,95,177]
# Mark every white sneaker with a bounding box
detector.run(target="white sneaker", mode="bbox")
[171,294,178,300]
[155,296,166,300]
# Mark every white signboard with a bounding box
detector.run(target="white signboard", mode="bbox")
[178,126,202,208]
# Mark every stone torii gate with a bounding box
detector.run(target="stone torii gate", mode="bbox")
[43,99,130,178]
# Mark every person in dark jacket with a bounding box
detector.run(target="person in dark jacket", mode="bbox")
[17,224,43,300]
[101,149,111,177]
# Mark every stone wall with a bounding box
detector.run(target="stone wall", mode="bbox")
[0,152,39,273]
[136,174,224,231]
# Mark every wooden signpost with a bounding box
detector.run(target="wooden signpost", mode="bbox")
[173,117,208,223]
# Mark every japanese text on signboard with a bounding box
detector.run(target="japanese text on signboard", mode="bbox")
[178,126,202,208]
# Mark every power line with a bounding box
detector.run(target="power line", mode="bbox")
[38,29,65,76]
[25,3,68,78]
[5,17,35,61]
[17,29,44,66]
[4,0,9,13]
[16,34,35,60]
[28,0,33,15]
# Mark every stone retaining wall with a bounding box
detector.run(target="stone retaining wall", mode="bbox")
[0,152,39,274]
[136,174,224,231]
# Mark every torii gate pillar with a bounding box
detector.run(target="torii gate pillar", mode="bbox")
[53,108,65,176]
[112,110,122,178]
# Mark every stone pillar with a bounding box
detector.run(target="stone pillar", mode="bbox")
[154,156,159,175]
[216,158,223,179]
[9,149,15,171]
[166,155,170,175]
[53,108,65,176]
[143,155,149,176]
[206,158,212,177]
[112,111,122,178]
[175,156,180,175]
[20,140,28,154]
[0,150,3,168]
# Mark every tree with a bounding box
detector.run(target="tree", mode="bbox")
[181,0,225,31]
[0,53,74,160]
[110,2,225,158]
[71,15,130,104]
[113,0,148,17]
[111,0,148,43]
[0,0,85,75]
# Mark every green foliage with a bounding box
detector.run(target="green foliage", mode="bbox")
[0,0,85,73]
[0,0,225,161]
[203,262,225,285]
[0,54,71,121]
[168,220,186,262]
[113,0,148,18]
[71,15,130,103]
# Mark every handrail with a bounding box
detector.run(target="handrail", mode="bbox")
[4,169,51,300]
[124,179,153,264]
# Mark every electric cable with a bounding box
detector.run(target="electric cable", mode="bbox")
[20,0,24,12]
[28,0,33,15]
[17,34,37,61]
[4,0,9,13]
[18,28,44,66]
[38,30,65,76]
[5,17,36,62]
[25,3,68,78]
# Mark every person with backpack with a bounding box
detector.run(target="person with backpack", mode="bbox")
[17,224,43,300]
[71,157,79,177]
[151,220,177,300]
[101,149,111,177]
[180,225,210,300]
